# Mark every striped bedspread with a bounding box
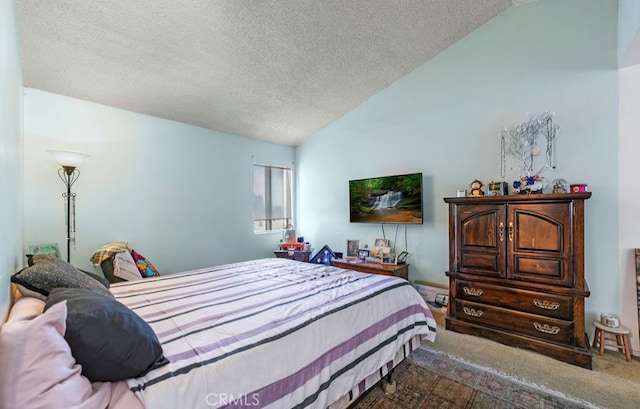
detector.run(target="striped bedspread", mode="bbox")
[110,258,436,409]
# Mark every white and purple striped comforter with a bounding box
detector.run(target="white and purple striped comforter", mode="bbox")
[110,258,436,409]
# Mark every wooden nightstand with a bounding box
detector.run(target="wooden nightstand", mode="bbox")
[274,250,311,262]
[332,259,408,280]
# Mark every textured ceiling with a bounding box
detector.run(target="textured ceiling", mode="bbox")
[17,0,518,146]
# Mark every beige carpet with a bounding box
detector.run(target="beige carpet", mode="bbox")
[426,325,640,409]
[352,347,598,408]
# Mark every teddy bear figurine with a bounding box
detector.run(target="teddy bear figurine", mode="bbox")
[470,180,485,197]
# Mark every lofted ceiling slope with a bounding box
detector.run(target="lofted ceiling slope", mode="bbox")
[18,1,522,146]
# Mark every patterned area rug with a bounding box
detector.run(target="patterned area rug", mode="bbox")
[351,346,601,409]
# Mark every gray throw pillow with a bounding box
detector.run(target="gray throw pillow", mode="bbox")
[11,255,113,300]
[45,287,169,382]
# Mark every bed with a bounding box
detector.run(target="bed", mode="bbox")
[1,257,436,409]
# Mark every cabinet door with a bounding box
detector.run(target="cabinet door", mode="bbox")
[456,204,506,278]
[507,203,572,286]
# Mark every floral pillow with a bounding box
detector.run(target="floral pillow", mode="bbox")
[129,249,160,278]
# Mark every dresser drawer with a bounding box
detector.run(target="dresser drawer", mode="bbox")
[455,280,572,320]
[455,300,573,344]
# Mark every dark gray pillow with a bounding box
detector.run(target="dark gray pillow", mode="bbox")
[77,268,110,288]
[44,287,169,382]
[11,255,113,300]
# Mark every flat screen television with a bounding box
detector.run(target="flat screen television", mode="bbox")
[349,172,423,224]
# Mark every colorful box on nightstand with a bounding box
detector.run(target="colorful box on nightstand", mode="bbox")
[570,184,588,193]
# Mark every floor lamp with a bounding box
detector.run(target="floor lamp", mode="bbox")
[48,149,90,263]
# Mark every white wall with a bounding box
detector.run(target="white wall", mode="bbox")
[0,0,24,321]
[619,64,640,354]
[297,0,620,342]
[23,89,294,275]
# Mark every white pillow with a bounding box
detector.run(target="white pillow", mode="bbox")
[113,251,143,281]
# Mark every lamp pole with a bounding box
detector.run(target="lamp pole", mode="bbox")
[48,149,89,264]
[59,166,79,263]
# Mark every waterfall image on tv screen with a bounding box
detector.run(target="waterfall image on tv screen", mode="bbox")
[349,172,423,224]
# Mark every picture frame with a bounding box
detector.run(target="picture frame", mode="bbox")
[358,249,369,260]
[381,253,397,265]
[372,238,390,258]
[346,240,360,258]
[28,243,61,259]
[374,238,389,247]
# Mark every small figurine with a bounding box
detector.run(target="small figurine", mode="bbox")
[470,180,485,197]
[552,179,568,193]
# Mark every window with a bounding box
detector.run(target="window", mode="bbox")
[253,164,292,233]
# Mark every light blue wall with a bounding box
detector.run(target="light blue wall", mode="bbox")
[618,0,640,64]
[16,0,625,331]
[23,89,294,274]
[0,0,23,320]
[297,0,619,325]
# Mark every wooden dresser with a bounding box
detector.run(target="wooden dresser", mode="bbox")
[444,193,592,369]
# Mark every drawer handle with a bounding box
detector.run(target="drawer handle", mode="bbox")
[462,307,483,317]
[533,322,560,335]
[463,287,483,296]
[533,299,560,310]
[499,222,504,242]
[508,222,514,242]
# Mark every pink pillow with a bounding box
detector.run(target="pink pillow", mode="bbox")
[109,381,145,409]
[0,301,112,409]
[7,296,45,321]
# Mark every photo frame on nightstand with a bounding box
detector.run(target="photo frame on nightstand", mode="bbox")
[346,240,359,258]
[374,238,389,247]
[371,238,389,259]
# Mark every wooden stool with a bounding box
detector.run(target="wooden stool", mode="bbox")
[592,321,632,362]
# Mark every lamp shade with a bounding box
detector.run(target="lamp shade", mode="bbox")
[47,149,90,168]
